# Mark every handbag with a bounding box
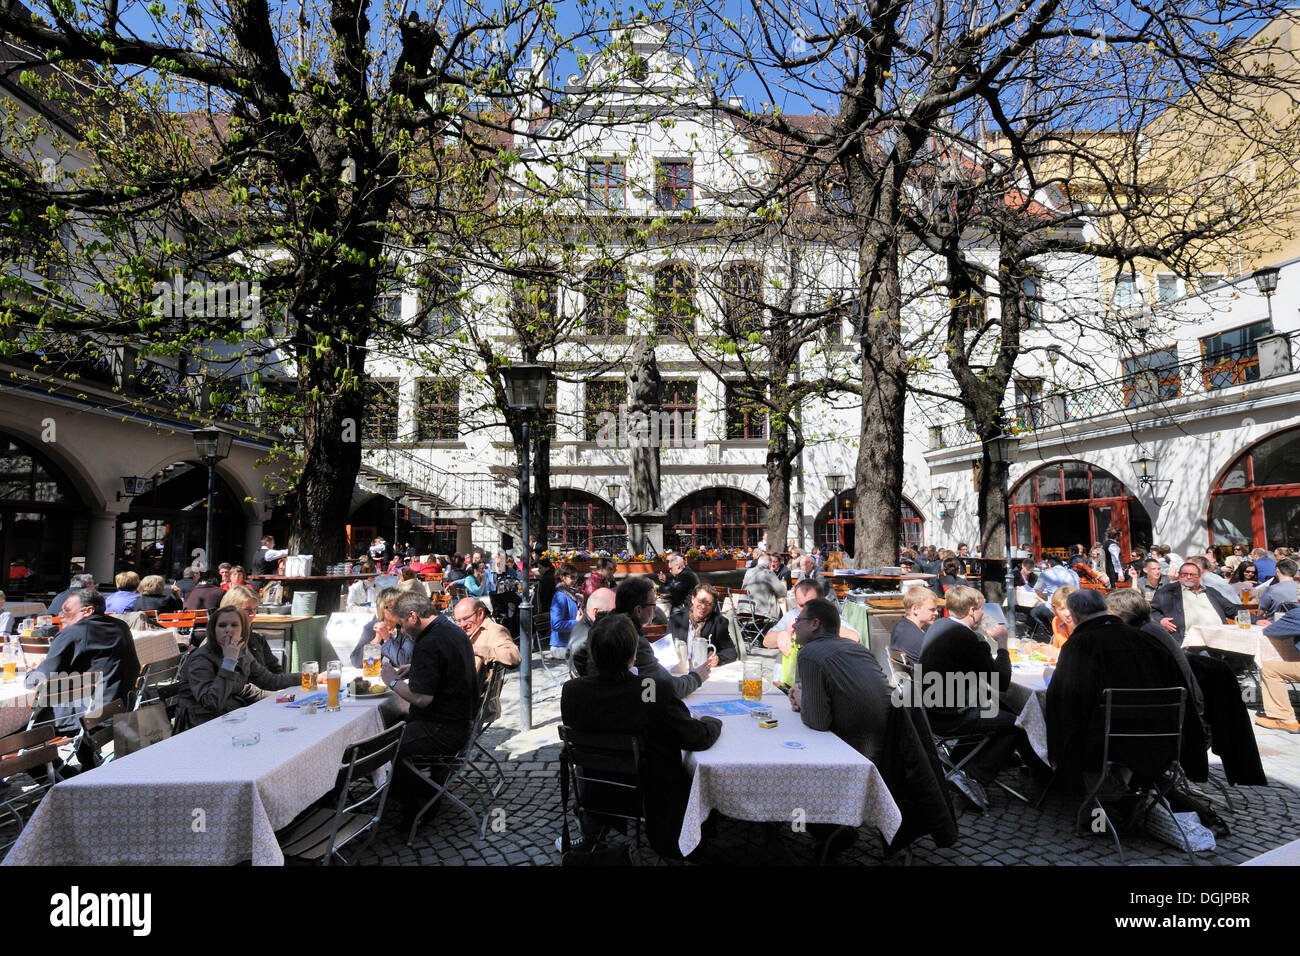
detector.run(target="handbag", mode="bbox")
[113,702,173,757]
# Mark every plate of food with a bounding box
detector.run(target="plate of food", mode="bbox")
[349,677,391,699]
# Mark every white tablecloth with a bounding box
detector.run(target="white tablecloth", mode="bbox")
[1183,624,1285,667]
[0,678,37,737]
[3,690,385,866]
[1009,663,1051,762]
[678,663,902,857]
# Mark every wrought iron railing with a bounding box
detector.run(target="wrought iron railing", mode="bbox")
[363,444,512,517]
[931,327,1300,448]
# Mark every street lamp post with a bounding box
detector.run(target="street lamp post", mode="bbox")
[827,474,846,555]
[191,427,233,574]
[988,433,1021,645]
[502,363,553,732]
[606,481,622,552]
[387,481,408,558]
[1254,266,1280,324]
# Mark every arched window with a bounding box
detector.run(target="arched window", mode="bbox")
[0,432,86,598]
[1009,460,1151,560]
[548,488,627,552]
[1210,426,1300,549]
[667,488,767,550]
[653,263,695,336]
[812,489,924,557]
[117,462,244,579]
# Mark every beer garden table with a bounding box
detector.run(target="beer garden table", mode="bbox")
[1183,623,1285,668]
[2,680,386,866]
[677,662,902,857]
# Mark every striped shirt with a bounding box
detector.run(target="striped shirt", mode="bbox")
[795,635,893,764]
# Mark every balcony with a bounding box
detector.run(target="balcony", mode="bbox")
[929,327,1300,449]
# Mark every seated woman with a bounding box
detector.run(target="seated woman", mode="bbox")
[547,563,581,660]
[136,574,182,614]
[104,571,141,614]
[173,605,300,731]
[1230,560,1260,599]
[396,566,430,598]
[934,556,971,595]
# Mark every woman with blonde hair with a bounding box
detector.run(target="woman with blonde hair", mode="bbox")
[137,574,182,613]
[1050,584,1078,649]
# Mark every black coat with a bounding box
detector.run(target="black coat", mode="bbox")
[880,705,958,856]
[659,567,699,610]
[1149,582,1239,639]
[30,614,141,730]
[1046,614,1207,789]
[560,671,721,859]
[1185,653,1266,786]
[668,605,736,664]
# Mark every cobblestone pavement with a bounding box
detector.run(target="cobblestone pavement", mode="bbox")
[348,649,1300,867]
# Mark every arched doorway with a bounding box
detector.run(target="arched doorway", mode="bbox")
[117,462,243,578]
[548,488,627,552]
[1010,460,1151,560]
[0,432,89,598]
[1210,426,1300,549]
[812,489,924,557]
[667,488,767,550]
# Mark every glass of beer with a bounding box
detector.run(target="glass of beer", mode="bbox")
[325,660,342,711]
[2,647,15,682]
[363,641,382,677]
[301,660,319,692]
[1236,610,1252,629]
[742,661,763,701]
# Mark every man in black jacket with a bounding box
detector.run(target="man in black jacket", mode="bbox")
[1149,562,1239,641]
[668,583,736,664]
[919,585,1028,796]
[613,577,710,698]
[561,613,722,859]
[27,588,141,767]
[657,554,698,613]
[1048,589,1206,790]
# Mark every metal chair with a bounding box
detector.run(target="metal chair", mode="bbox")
[468,663,510,799]
[557,725,646,861]
[1076,686,1194,864]
[278,721,406,865]
[530,610,566,694]
[130,654,187,720]
[0,725,62,855]
[402,662,511,843]
[732,591,774,651]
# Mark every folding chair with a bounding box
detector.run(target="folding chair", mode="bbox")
[402,665,510,843]
[0,725,62,855]
[725,611,749,663]
[278,721,406,865]
[468,663,510,799]
[130,653,188,723]
[731,591,774,651]
[1076,686,1194,865]
[927,705,1031,811]
[530,610,565,694]
[557,725,646,862]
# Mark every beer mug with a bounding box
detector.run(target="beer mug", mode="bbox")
[688,638,716,668]
[1236,610,1252,630]
[742,661,763,702]
[325,660,342,711]
[301,660,319,692]
[363,641,382,677]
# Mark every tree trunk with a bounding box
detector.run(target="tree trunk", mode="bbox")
[765,444,791,554]
[853,233,906,565]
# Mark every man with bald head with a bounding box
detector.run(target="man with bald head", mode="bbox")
[453,596,521,672]
[569,586,616,678]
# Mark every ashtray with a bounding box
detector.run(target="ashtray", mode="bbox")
[221,712,248,724]
[748,706,774,721]
[232,732,261,747]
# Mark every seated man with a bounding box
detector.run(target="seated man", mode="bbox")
[569,587,616,678]
[763,578,860,686]
[656,554,699,614]
[1047,589,1205,790]
[1257,557,1299,619]
[668,584,737,665]
[380,592,479,828]
[1149,562,1239,641]
[740,555,787,623]
[919,585,1031,800]
[560,613,722,860]
[890,587,939,660]
[1255,608,1300,733]
[789,598,893,764]
[452,596,522,672]
[611,576,710,698]
[26,588,142,767]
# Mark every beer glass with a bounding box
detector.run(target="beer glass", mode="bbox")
[2,640,16,682]
[325,660,342,711]
[363,641,382,677]
[301,660,319,692]
[742,661,763,701]
[1236,610,1252,629]
[688,638,716,668]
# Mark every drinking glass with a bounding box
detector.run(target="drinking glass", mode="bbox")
[1236,610,1252,630]
[742,661,763,701]
[363,642,382,677]
[325,660,342,711]
[301,660,319,692]
[688,638,716,668]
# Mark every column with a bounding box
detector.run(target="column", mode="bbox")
[454,517,475,555]
[86,506,128,584]
[244,520,265,571]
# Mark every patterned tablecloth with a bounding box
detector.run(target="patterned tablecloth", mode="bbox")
[1009,664,1051,763]
[0,678,37,737]
[3,690,385,866]
[1183,624,1286,667]
[678,663,902,857]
